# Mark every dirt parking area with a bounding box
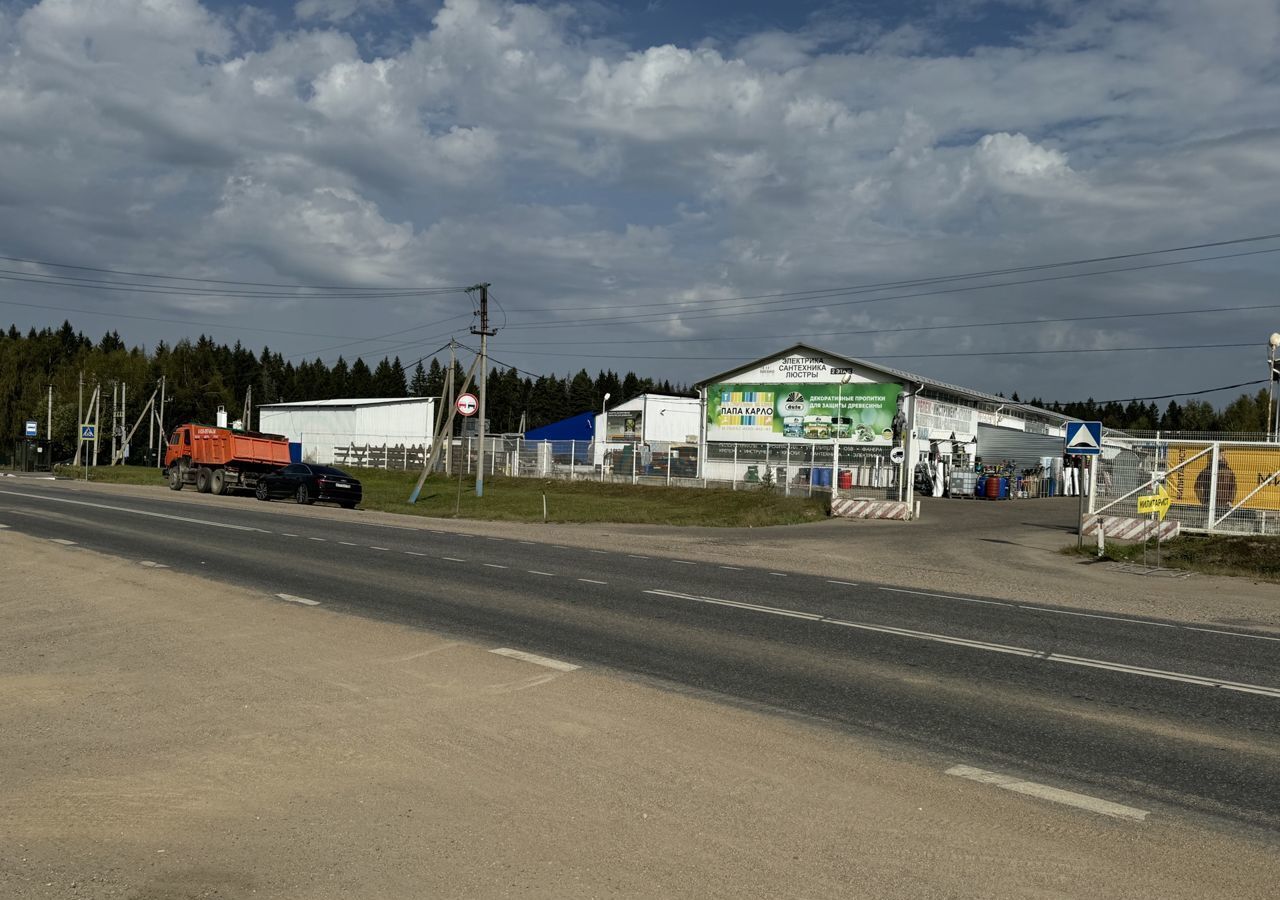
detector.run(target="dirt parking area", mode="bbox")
[3,531,1279,899]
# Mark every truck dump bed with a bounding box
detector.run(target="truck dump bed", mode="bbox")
[189,426,291,467]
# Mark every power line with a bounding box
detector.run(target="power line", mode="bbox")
[1048,379,1270,407]
[501,342,1257,362]
[506,230,1280,316]
[499,301,1280,348]
[502,246,1280,330]
[0,270,459,300]
[285,313,473,361]
[0,253,468,292]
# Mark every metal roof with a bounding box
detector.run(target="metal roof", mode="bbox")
[695,342,1076,425]
[257,397,433,409]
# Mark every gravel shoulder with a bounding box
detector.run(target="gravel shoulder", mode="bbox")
[3,531,1278,899]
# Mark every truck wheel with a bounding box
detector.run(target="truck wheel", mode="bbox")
[296,484,314,505]
[196,467,212,493]
[168,468,183,491]
[210,468,226,496]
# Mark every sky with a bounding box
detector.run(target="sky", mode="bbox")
[1,0,1279,405]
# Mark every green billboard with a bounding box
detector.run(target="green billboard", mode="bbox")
[707,382,901,445]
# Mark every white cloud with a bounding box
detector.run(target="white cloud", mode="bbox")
[0,0,1278,398]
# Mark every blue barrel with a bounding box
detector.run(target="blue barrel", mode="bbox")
[999,477,1009,499]
[813,467,832,487]
[976,476,987,497]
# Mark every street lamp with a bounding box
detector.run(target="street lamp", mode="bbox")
[600,393,611,481]
[1268,333,1280,442]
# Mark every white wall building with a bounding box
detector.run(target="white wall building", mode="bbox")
[593,394,701,465]
[258,397,437,465]
[695,344,1076,493]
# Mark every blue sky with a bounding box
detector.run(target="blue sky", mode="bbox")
[1,0,1278,403]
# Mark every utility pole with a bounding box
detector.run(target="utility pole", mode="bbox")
[243,384,253,431]
[93,382,101,467]
[75,371,83,467]
[157,374,166,467]
[445,340,456,475]
[47,384,52,466]
[469,283,495,498]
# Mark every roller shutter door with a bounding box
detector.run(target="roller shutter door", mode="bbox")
[976,424,1062,470]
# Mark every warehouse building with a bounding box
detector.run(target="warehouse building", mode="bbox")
[695,344,1076,496]
[257,397,437,466]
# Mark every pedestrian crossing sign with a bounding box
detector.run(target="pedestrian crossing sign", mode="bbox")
[80,424,95,440]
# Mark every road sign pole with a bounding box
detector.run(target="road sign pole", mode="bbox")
[1077,460,1086,548]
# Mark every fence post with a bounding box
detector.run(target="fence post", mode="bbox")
[832,440,840,502]
[467,438,472,475]
[632,445,637,485]
[666,450,672,487]
[732,443,738,490]
[601,442,606,483]
[1207,442,1220,532]
[807,445,813,497]
[785,443,791,496]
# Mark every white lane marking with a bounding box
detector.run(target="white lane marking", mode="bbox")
[0,523,9,528]
[671,560,696,566]
[519,541,536,545]
[442,557,465,562]
[578,578,607,585]
[404,551,427,557]
[308,537,326,542]
[588,549,608,554]
[527,570,555,576]
[0,489,269,534]
[1019,605,1173,628]
[643,590,1280,699]
[487,537,504,542]
[553,545,570,550]
[276,593,320,606]
[827,580,858,587]
[50,538,77,545]
[138,560,169,569]
[628,554,650,559]
[282,533,299,538]
[489,648,580,672]
[769,572,788,577]
[946,765,1149,821]
[718,565,743,571]
[369,546,390,551]
[483,563,508,569]
[1186,625,1280,643]
[883,586,1012,608]
[338,541,357,546]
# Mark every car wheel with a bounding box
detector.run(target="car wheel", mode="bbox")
[196,467,212,493]
[256,482,270,501]
[168,468,183,491]
[296,484,313,505]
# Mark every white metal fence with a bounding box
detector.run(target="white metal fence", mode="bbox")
[1092,435,1280,535]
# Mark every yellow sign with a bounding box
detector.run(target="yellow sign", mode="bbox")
[1137,482,1171,521]
[1167,445,1280,512]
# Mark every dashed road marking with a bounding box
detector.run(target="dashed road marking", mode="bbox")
[946,765,1149,821]
[882,586,1013,608]
[442,556,465,562]
[490,648,579,672]
[138,560,169,569]
[282,533,299,538]
[643,589,1280,699]
[0,523,9,529]
[0,489,267,534]
[50,538,76,545]
[405,551,427,557]
[628,554,650,559]
[588,549,608,554]
[769,572,788,577]
[718,565,743,571]
[519,541,536,545]
[369,546,390,551]
[671,560,696,566]
[277,593,320,606]
[578,578,607,585]
[827,580,858,587]
[527,570,555,576]
[338,541,357,546]
[483,563,508,569]
[308,537,326,542]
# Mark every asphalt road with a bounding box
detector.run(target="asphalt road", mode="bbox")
[3,480,1279,832]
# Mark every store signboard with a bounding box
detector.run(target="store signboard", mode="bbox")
[707,382,901,445]
[606,410,642,442]
[731,352,879,384]
[915,398,976,439]
[1167,444,1280,512]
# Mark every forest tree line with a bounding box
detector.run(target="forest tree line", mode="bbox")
[0,322,691,461]
[1,322,1274,463]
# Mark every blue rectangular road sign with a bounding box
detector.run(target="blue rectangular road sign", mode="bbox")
[1064,421,1102,455]
[80,424,96,440]
[25,420,37,437]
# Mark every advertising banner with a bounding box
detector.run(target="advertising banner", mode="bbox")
[606,410,642,442]
[1167,444,1280,512]
[707,383,901,445]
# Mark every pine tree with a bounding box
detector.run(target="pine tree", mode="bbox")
[410,361,429,397]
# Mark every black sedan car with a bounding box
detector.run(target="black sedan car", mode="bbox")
[255,463,362,508]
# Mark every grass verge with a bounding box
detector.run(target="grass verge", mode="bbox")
[1065,534,1280,582]
[56,465,830,527]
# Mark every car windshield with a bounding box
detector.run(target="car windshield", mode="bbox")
[310,466,352,478]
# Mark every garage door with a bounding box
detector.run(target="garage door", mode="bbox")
[977,424,1063,471]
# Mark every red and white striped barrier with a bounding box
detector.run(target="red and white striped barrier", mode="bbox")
[1082,515,1180,541]
[831,499,911,520]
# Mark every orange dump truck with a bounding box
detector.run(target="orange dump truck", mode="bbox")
[164,423,291,495]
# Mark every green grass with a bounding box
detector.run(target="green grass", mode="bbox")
[1067,534,1280,582]
[59,464,830,527]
